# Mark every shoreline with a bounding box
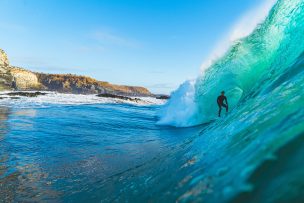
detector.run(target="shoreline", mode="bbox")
[1,49,171,99]
[0,90,168,106]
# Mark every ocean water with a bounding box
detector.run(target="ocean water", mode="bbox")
[1,0,304,202]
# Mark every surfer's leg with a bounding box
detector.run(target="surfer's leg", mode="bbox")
[218,106,222,117]
[223,104,228,112]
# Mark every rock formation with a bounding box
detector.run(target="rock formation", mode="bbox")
[36,73,151,96]
[0,49,13,90]
[97,93,142,102]
[0,49,9,66]
[0,48,153,96]
[9,67,43,90]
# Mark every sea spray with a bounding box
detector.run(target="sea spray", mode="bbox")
[157,79,196,127]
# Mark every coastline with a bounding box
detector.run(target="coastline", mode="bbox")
[0,49,170,99]
[0,90,167,106]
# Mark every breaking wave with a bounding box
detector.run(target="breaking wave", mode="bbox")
[158,0,304,127]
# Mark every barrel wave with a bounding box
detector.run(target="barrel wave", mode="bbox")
[1,0,304,202]
[158,0,304,127]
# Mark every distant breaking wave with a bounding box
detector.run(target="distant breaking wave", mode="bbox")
[158,0,304,127]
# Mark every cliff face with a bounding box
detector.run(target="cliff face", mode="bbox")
[36,73,151,96]
[10,67,43,90]
[0,48,152,96]
[0,49,9,66]
[0,49,13,90]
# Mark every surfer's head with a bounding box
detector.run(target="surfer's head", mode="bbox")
[221,91,225,95]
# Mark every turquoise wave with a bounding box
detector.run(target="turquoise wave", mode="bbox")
[158,0,304,127]
[1,1,304,202]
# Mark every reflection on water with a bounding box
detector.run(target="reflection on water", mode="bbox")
[0,106,14,202]
[11,109,37,129]
[13,109,37,117]
[0,107,9,137]
[0,107,59,202]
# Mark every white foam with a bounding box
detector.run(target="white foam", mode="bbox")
[0,91,165,107]
[157,80,196,127]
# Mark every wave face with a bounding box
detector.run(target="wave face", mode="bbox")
[158,0,304,127]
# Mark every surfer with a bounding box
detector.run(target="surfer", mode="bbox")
[217,91,228,117]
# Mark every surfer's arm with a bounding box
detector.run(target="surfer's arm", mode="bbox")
[225,97,228,105]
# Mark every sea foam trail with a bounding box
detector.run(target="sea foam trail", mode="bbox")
[158,0,304,127]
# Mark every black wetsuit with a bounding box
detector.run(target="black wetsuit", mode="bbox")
[217,95,228,117]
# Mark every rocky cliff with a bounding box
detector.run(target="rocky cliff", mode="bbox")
[0,49,9,66]
[36,73,151,96]
[10,66,43,90]
[0,49,13,90]
[0,49,152,96]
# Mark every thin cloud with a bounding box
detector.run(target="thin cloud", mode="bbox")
[10,56,84,73]
[90,30,140,48]
[27,65,83,73]
[0,22,27,33]
[149,70,166,74]
[76,45,105,53]
[10,56,51,68]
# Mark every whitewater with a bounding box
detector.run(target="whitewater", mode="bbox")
[1,0,304,202]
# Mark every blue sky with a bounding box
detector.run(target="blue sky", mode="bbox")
[0,0,265,94]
